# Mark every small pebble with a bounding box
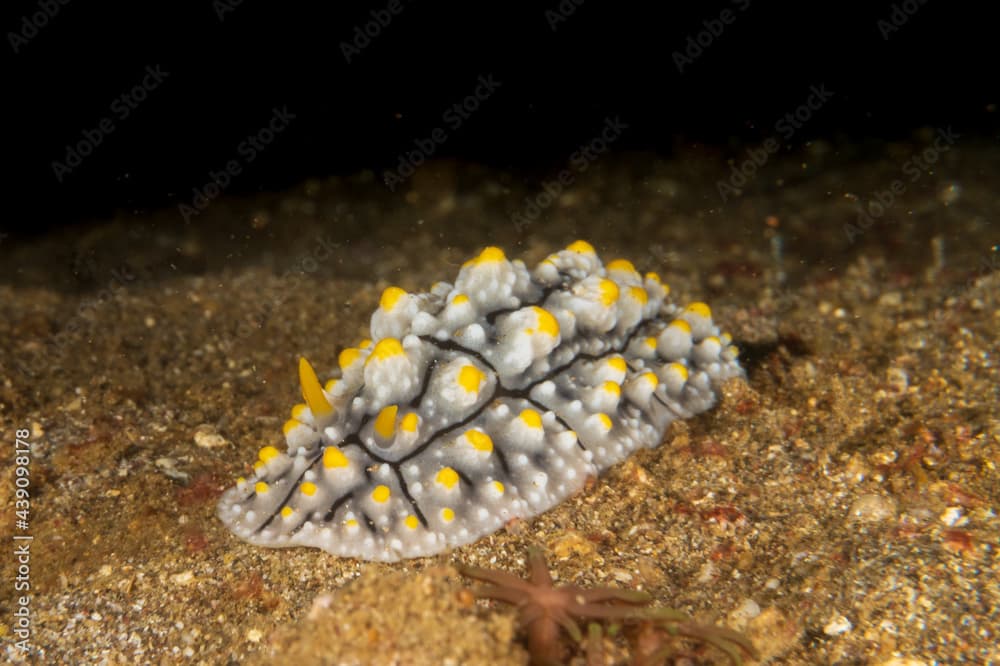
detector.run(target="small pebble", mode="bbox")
[246,629,263,643]
[823,614,853,636]
[156,457,191,483]
[878,291,903,307]
[732,598,761,622]
[171,571,195,586]
[848,493,897,522]
[939,506,965,527]
[193,424,229,449]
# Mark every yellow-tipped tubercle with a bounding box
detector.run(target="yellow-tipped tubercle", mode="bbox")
[567,240,595,254]
[374,405,398,439]
[368,338,405,363]
[685,302,712,319]
[380,286,407,311]
[598,279,620,306]
[458,365,485,393]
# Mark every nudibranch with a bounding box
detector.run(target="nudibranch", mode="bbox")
[217,241,744,561]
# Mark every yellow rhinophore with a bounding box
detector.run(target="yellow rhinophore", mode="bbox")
[299,357,333,417]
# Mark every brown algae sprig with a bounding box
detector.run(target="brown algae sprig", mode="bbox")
[457,546,758,665]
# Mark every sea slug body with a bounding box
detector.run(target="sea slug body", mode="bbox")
[217,241,744,561]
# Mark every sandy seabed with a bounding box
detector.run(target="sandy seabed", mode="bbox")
[1,138,997,664]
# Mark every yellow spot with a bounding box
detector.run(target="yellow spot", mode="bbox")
[720,332,732,344]
[358,338,372,349]
[435,467,460,489]
[629,286,648,304]
[253,460,265,472]
[371,485,391,503]
[644,337,657,349]
[258,446,280,463]
[280,506,294,518]
[598,279,620,306]
[730,345,740,357]
[380,286,407,312]
[254,481,269,495]
[685,302,712,319]
[400,412,419,433]
[607,356,627,372]
[642,372,659,388]
[299,357,334,417]
[323,446,349,469]
[645,271,662,284]
[300,481,317,497]
[451,293,469,305]
[602,381,621,397]
[532,306,560,337]
[597,413,613,430]
[374,405,398,439]
[567,240,595,254]
[466,430,494,452]
[705,335,721,346]
[458,365,485,393]
[369,338,404,363]
[282,419,302,436]
[404,515,419,530]
[345,518,359,528]
[291,403,308,419]
[338,347,362,369]
[670,319,692,333]
[519,409,542,429]
[493,481,505,495]
[607,259,637,273]
[236,476,246,485]
[475,246,506,264]
[669,363,689,380]
[441,507,455,523]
